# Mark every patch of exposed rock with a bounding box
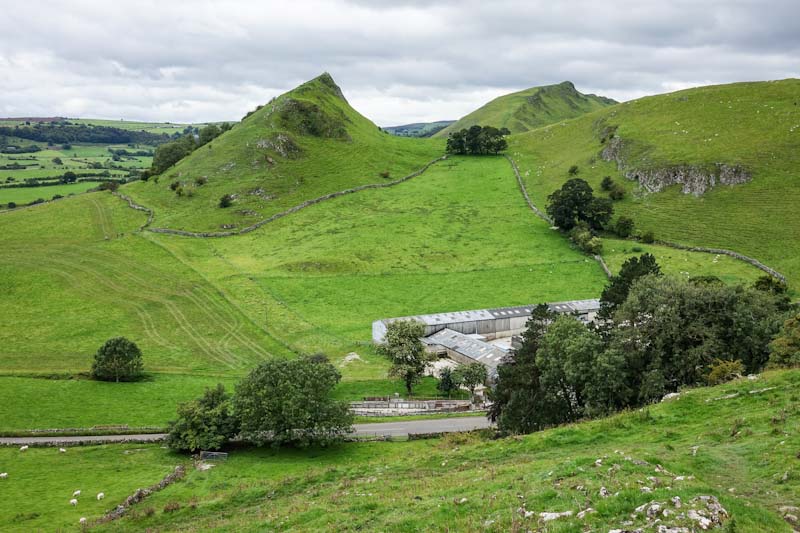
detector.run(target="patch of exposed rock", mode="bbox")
[256,133,302,159]
[600,135,751,196]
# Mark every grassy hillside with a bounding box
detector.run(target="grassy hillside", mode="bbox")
[3,369,796,531]
[123,73,443,232]
[435,81,616,138]
[510,78,800,289]
[384,120,455,137]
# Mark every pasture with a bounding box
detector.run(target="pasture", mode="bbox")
[0,181,99,204]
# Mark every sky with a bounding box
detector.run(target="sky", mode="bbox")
[1,0,798,126]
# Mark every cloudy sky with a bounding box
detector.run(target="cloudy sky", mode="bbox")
[1,0,798,126]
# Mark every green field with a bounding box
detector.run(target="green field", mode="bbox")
[2,370,796,531]
[510,78,800,289]
[0,181,99,204]
[435,81,616,137]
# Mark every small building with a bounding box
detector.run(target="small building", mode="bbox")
[371,299,600,344]
[422,328,508,381]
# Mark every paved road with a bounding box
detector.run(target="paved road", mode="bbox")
[0,416,493,446]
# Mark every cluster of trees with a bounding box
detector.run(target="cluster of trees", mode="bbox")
[601,175,626,200]
[167,355,353,452]
[146,123,232,177]
[490,256,794,435]
[0,123,170,145]
[446,125,509,155]
[437,364,487,398]
[547,178,614,254]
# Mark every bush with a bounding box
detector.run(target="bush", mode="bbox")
[569,224,603,255]
[219,194,233,208]
[166,384,239,452]
[600,176,614,191]
[234,355,353,447]
[169,181,180,191]
[163,502,181,513]
[568,165,579,175]
[91,337,143,382]
[195,176,208,186]
[378,171,391,179]
[707,359,745,385]
[97,181,119,192]
[609,183,626,200]
[769,314,800,368]
[7,202,16,209]
[641,230,655,243]
[615,216,635,238]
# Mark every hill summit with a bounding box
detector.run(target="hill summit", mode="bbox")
[435,81,617,137]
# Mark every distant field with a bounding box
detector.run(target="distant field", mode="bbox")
[510,79,800,290]
[0,182,99,204]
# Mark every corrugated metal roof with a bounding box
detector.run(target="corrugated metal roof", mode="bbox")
[423,328,508,370]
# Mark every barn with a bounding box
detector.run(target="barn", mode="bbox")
[371,299,601,344]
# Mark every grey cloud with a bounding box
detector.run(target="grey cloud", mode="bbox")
[0,0,797,124]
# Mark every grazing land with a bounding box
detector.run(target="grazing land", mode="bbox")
[510,78,800,289]
[2,370,796,532]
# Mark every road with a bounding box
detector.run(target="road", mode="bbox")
[0,416,493,446]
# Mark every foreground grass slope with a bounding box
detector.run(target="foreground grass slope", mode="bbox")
[124,73,442,232]
[510,78,800,288]
[435,81,616,137]
[3,369,793,531]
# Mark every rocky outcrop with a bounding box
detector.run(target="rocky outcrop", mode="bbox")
[256,133,302,158]
[600,135,752,196]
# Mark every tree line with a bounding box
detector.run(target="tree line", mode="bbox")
[489,255,796,434]
[144,123,232,178]
[446,125,509,155]
[0,123,172,146]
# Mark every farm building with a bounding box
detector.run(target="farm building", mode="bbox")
[422,329,508,380]
[371,299,600,344]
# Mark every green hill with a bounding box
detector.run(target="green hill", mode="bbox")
[434,81,616,138]
[509,78,800,289]
[3,369,797,531]
[123,73,442,232]
[384,120,455,137]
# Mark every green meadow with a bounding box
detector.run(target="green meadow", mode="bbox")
[0,181,99,204]
[1,370,796,531]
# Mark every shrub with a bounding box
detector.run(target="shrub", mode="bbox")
[569,224,603,255]
[641,230,655,243]
[163,502,181,513]
[7,201,16,209]
[707,359,745,385]
[175,186,184,197]
[166,384,239,452]
[379,170,391,179]
[98,181,119,192]
[169,181,180,191]
[568,165,579,175]
[91,337,143,382]
[600,176,614,191]
[609,183,626,200]
[219,194,233,208]
[615,216,635,238]
[769,314,800,368]
[194,176,208,186]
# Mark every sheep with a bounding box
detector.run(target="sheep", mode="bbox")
[73,490,81,497]
[96,492,105,501]
[59,448,67,453]
[79,517,87,524]
[19,445,28,452]
[70,499,78,506]
[0,473,8,479]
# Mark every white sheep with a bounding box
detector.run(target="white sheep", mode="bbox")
[0,472,8,479]
[96,492,104,501]
[59,448,67,453]
[73,490,81,497]
[79,517,87,524]
[19,445,28,452]
[70,499,78,506]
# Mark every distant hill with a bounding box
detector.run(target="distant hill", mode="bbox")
[434,81,616,137]
[510,78,800,288]
[384,120,455,137]
[124,73,441,232]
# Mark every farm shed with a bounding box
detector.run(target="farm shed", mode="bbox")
[422,329,507,380]
[371,298,601,343]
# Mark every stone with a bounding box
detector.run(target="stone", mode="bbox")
[577,508,596,519]
[661,393,681,402]
[600,486,611,498]
[670,496,682,508]
[540,511,573,522]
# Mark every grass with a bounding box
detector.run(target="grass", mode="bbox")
[2,369,792,531]
[0,444,188,531]
[435,81,616,137]
[510,78,800,291]
[0,181,99,204]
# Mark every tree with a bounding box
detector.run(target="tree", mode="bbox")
[52,157,63,165]
[769,314,800,368]
[584,197,614,229]
[151,135,195,175]
[489,304,560,434]
[198,124,222,146]
[437,367,461,398]
[609,183,626,200]
[234,355,353,447]
[600,176,614,191]
[546,178,603,231]
[615,216,635,238]
[91,337,144,382]
[456,363,487,397]
[445,125,507,155]
[599,253,661,318]
[568,165,579,175]
[378,320,428,396]
[166,384,239,452]
[219,194,233,208]
[61,171,77,184]
[445,130,466,155]
[7,202,16,209]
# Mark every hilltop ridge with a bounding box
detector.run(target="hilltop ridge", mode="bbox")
[434,81,617,137]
